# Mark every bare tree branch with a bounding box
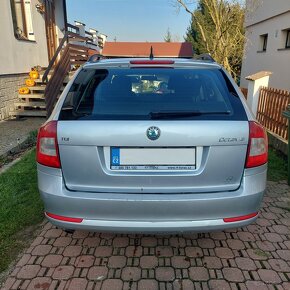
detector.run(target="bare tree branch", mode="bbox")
[175,0,247,79]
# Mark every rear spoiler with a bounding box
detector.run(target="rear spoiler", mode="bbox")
[195,53,216,62]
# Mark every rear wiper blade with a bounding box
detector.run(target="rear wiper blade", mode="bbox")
[149,110,231,119]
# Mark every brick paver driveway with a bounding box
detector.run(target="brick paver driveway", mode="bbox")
[2,181,290,290]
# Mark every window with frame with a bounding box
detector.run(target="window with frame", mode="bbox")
[285,30,290,48]
[260,34,268,52]
[10,0,35,41]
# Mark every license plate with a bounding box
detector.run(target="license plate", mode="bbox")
[110,147,196,170]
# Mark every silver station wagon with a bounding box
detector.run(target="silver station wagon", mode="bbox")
[37,57,268,233]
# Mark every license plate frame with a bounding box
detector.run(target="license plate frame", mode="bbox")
[110,147,196,170]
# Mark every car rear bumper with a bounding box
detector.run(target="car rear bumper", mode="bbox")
[38,164,266,233]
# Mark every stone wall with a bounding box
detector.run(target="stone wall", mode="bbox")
[0,73,27,120]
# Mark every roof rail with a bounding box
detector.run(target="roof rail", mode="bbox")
[195,53,215,62]
[87,54,104,63]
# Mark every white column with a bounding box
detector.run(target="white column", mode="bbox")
[246,71,272,117]
[74,21,86,37]
[89,28,99,46]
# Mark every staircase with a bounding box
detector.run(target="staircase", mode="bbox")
[11,71,69,118]
[11,23,101,118]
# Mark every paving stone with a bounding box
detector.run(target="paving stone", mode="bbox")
[16,254,31,267]
[171,256,190,268]
[108,256,127,268]
[52,266,74,280]
[189,267,209,281]
[247,249,270,260]
[26,277,52,290]
[101,279,123,290]
[41,254,62,267]
[277,250,290,261]
[72,230,89,239]
[264,232,284,243]
[138,279,159,290]
[210,232,227,240]
[44,228,63,238]
[65,278,87,290]
[156,267,175,281]
[141,237,158,247]
[121,267,141,281]
[215,247,234,259]
[2,277,17,290]
[202,256,222,269]
[63,245,82,257]
[271,225,290,235]
[197,238,215,249]
[53,237,72,247]
[245,281,269,290]
[255,240,276,252]
[113,237,130,247]
[125,246,143,257]
[75,255,95,268]
[169,237,186,247]
[237,231,255,242]
[140,256,158,268]
[31,245,52,256]
[87,266,108,280]
[83,237,101,247]
[282,282,290,290]
[226,239,245,250]
[257,269,282,284]
[208,279,231,290]
[256,217,272,227]
[268,259,290,272]
[172,279,194,290]
[222,267,244,282]
[156,246,173,257]
[235,257,257,270]
[17,265,41,279]
[94,246,113,257]
[185,247,203,257]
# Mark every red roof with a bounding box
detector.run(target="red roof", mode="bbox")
[102,42,193,58]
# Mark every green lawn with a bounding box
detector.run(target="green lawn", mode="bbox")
[0,149,43,273]
[268,147,288,181]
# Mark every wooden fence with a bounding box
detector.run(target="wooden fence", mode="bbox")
[257,86,290,140]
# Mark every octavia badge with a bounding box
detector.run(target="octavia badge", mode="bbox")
[147,126,161,140]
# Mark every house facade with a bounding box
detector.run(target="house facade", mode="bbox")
[240,0,290,91]
[0,0,67,120]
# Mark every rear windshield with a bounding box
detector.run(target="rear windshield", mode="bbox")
[59,67,247,121]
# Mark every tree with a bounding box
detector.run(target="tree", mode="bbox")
[164,28,172,42]
[177,0,245,80]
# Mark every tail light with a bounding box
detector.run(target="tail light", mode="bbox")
[245,121,268,168]
[130,60,175,65]
[36,121,61,168]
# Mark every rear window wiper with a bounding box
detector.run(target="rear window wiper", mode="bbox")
[149,110,231,119]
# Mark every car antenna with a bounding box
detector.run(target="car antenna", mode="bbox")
[149,46,154,59]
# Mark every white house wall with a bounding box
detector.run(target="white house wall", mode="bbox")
[241,1,290,90]
[0,0,65,75]
[246,0,290,27]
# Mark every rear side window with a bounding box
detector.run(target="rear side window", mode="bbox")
[59,67,247,121]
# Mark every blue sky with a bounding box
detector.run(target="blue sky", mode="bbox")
[66,0,194,42]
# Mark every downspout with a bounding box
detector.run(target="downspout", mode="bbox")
[63,0,68,31]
